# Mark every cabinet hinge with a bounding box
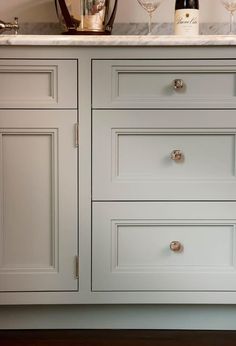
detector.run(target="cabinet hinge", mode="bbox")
[75,255,80,279]
[75,123,79,147]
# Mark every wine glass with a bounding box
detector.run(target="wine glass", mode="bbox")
[221,0,236,34]
[137,0,163,35]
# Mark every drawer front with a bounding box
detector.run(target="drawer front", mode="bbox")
[93,110,236,200]
[92,60,236,109]
[92,202,236,292]
[0,60,77,109]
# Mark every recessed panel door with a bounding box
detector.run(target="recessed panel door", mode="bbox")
[0,110,78,291]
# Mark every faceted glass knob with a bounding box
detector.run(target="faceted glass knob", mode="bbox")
[170,241,183,252]
[173,79,184,90]
[170,150,184,162]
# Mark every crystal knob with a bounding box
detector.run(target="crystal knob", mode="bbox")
[170,150,184,162]
[173,79,184,90]
[170,241,183,252]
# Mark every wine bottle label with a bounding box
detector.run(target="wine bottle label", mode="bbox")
[174,9,199,36]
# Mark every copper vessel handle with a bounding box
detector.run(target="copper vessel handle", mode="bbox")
[57,0,76,29]
[105,0,118,34]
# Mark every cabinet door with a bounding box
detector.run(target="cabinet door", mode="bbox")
[0,110,78,291]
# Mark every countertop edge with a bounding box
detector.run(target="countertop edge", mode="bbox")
[1,35,236,46]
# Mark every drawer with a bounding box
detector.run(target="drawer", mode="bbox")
[92,202,236,292]
[93,110,236,201]
[0,60,77,109]
[92,59,236,109]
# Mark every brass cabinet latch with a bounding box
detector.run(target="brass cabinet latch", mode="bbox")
[75,255,79,279]
[75,123,79,147]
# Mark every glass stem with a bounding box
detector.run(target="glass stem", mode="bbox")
[230,11,234,34]
[148,12,152,35]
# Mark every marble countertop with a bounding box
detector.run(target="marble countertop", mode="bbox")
[1,34,236,46]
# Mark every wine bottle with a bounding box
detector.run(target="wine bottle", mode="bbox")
[174,0,199,36]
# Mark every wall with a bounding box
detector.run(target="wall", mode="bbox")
[0,0,231,23]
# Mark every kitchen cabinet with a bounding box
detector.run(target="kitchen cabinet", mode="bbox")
[0,60,78,292]
[1,42,236,305]
[92,57,236,295]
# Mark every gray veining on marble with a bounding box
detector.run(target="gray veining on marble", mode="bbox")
[113,23,234,36]
[1,22,236,46]
[17,22,62,35]
[3,22,235,36]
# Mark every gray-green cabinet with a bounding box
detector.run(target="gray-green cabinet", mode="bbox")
[1,47,236,305]
[0,59,78,292]
[91,57,236,296]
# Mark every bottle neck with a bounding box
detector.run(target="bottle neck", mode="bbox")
[175,0,199,10]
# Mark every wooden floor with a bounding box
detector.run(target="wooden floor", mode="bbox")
[1,330,236,346]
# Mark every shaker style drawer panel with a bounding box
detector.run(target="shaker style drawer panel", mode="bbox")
[92,202,236,292]
[93,110,236,200]
[92,59,236,109]
[0,60,77,109]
